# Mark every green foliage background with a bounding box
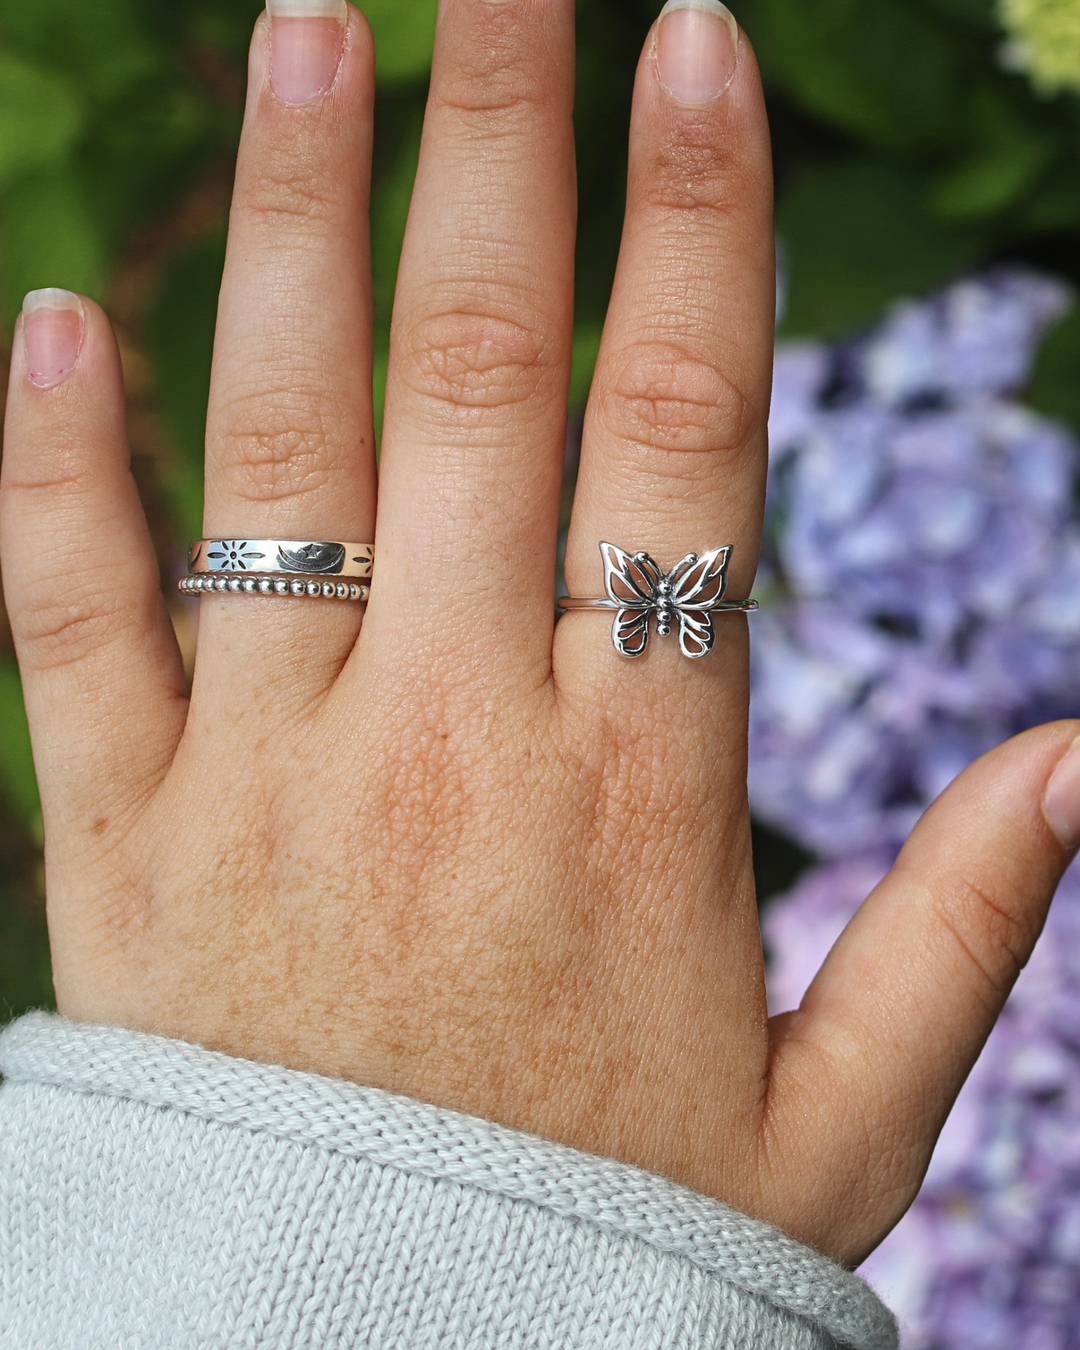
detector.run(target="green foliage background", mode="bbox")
[2,0,1079,1020]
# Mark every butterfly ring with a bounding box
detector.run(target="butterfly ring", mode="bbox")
[557,542,758,659]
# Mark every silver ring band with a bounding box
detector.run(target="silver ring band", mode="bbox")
[179,575,369,601]
[557,597,758,612]
[187,539,374,578]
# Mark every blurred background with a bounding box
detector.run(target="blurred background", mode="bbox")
[4,0,1080,1341]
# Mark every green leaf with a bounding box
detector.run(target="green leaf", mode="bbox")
[0,887,53,1023]
[370,99,423,359]
[370,101,423,443]
[1025,302,1080,435]
[179,0,265,61]
[0,0,159,97]
[931,87,1056,220]
[777,159,993,336]
[752,0,964,153]
[0,167,108,320]
[362,0,437,84]
[1012,153,1080,231]
[148,229,227,537]
[373,345,389,448]
[921,0,998,31]
[0,662,40,834]
[0,52,82,186]
[570,322,603,412]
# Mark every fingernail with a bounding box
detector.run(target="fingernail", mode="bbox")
[655,0,739,105]
[1044,735,1080,849]
[267,0,347,106]
[22,289,85,390]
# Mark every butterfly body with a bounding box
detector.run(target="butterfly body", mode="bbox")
[652,571,675,635]
[602,543,733,659]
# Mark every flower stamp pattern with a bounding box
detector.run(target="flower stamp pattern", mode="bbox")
[205,541,266,572]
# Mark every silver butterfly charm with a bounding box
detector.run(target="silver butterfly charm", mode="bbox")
[601,542,733,659]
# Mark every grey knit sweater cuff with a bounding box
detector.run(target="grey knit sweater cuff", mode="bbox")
[0,1013,896,1349]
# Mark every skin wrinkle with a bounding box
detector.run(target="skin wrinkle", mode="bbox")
[402,256,564,313]
[237,179,349,230]
[758,1024,875,1255]
[13,592,146,676]
[2,468,98,496]
[236,164,366,241]
[928,885,1026,1015]
[602,452,765,504]
[399,407,565,456]
[433,87,554,124]
[642,129,744,206]
[213,390,366,498]
[404,311,549,411]
[933,850,1051,958]
[601,344,759,457]
[216,433,346,500]
[434,19,558,110]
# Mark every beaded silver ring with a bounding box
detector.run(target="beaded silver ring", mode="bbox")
[178,574,368,602]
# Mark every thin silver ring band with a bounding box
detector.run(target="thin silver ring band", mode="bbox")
[179,575,369,601]
[558,597,758,612]
[187,539,374,578]
[562,542,755,659]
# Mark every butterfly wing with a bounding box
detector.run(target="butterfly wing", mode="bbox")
[667,548,731,658]
[612,608,651,658]
[667,546,732,608]
[675,608,714,659]
[601,542,663,606]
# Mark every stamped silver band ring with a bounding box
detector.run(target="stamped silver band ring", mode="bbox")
[178,574,369,601]
[557,542,758,659]
[187,539,374,578]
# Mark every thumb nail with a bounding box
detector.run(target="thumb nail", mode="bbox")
[1044,735,1080,850]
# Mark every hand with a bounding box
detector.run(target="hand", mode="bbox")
[2,0,1077,1269]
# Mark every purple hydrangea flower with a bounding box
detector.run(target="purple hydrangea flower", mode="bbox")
[751,269,1080,856]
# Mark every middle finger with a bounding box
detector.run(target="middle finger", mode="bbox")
[364,0,577,683]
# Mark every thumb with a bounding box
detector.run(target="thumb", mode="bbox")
[761,720,1080,1266]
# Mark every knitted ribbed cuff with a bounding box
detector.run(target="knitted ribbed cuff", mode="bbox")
[0,1013,896,1349]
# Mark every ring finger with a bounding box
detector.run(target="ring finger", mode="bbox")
[559,0,773,709]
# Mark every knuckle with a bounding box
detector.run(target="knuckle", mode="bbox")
[646,129,742,219]
[241,160,341,232]
[598,340,760,456]
[936,873,1034,1001]
[437,84,540,129]
[436,15,546,125]
[14,580,135,673]
[215,392,357,503]
[404,309,549,419]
